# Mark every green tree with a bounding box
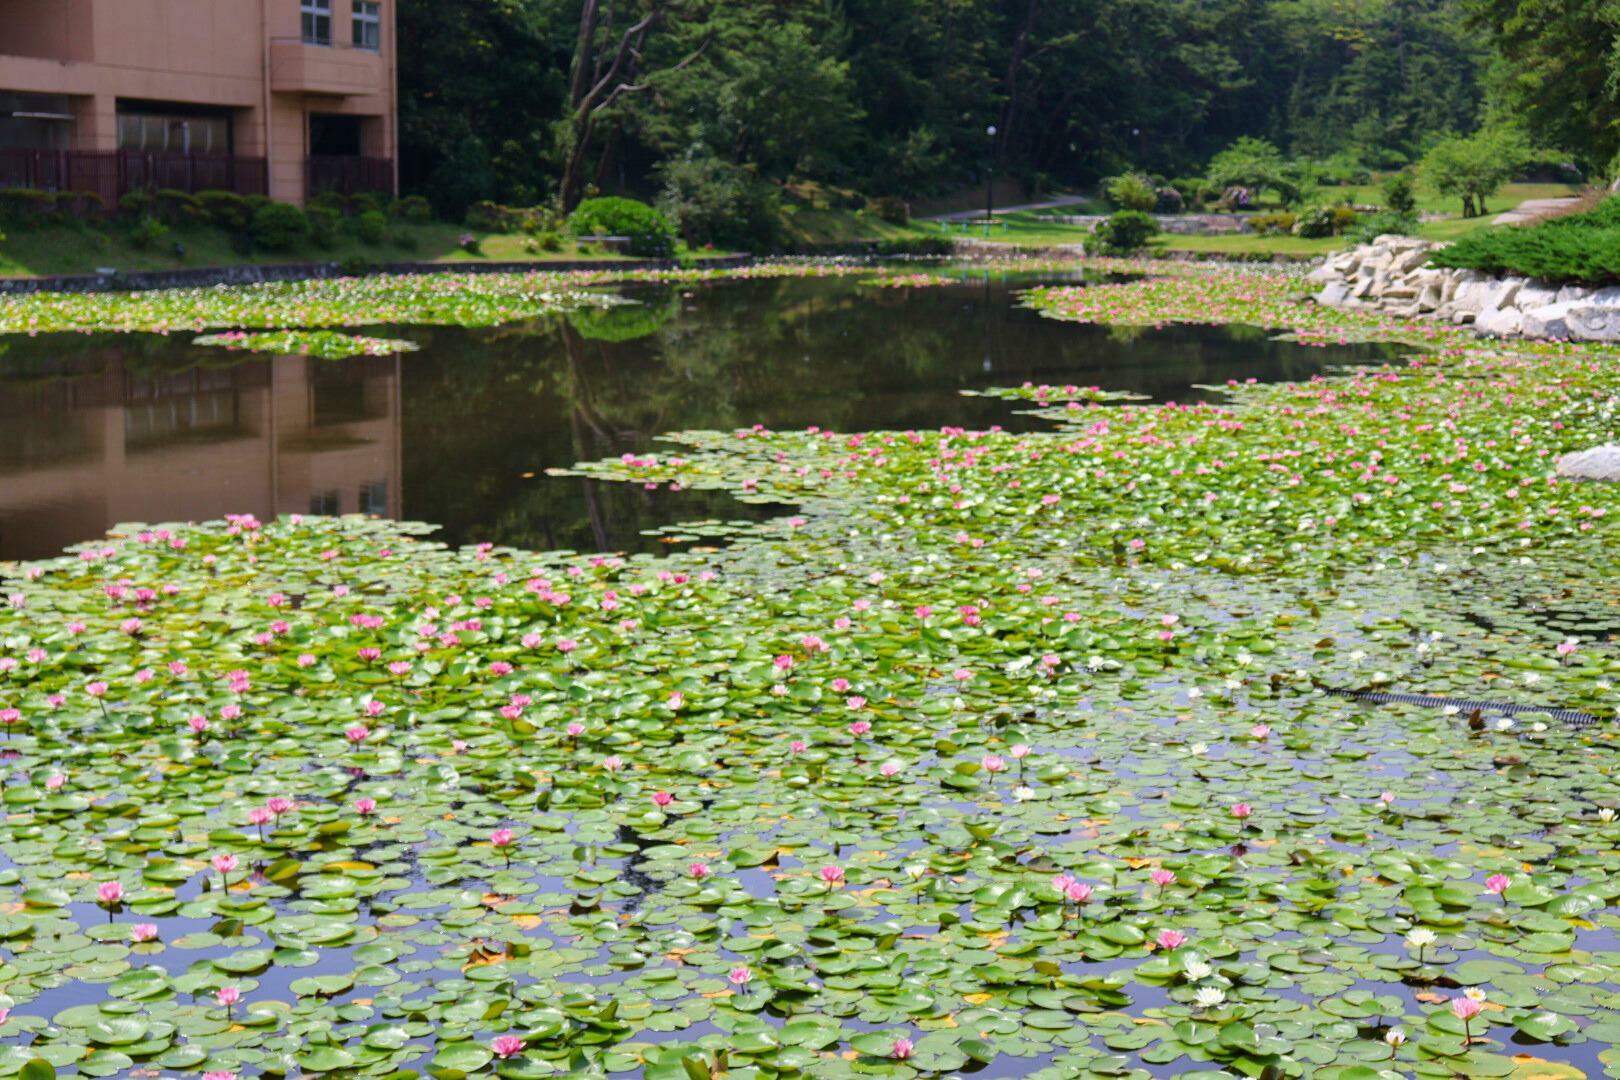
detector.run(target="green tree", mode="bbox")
[1420,127,1532,216]
[1464,0,1620,170]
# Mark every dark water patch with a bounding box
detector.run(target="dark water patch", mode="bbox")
[0,271,1400,561]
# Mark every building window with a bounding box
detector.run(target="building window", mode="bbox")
[352,2,381,50]
[116,110,230,154]
[359,481,388,516]
[309,491,340,515]
[301,0,332,45]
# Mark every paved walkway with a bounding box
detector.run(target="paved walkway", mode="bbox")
[1492,197,1582,226]
[926,195,1094,222]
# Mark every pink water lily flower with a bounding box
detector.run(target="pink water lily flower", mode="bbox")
[688,862,711,879]
[1231,803,1253,819]
[1484,873,1510,896]
[1150,869,1176,888]
[892,1037,914,1060]
[131,923,159,942]
[728,966,752,986]
[97,881,124,905]
[1156,929,1187,951]
[491,1035,525,1059]
[819,865,845,887]
[651,791,674,807]
[355,798,377,815]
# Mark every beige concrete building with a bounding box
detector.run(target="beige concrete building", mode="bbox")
[0,0,397,205]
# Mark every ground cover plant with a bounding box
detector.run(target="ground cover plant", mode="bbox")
[1,260,1619,1078]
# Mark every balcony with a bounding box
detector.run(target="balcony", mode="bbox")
[0,148,268,207]
[308,155,393,197]
[269,39,384,97]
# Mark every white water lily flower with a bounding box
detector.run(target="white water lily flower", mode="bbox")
[1086,656,1106,671]
[904,864,927,881]
[1183,959,1212,981]
[1531,722,1547,733]
[1495,718,1514,731]
[1189,743,1209,756]
[1405,928,1436,948]
[1385,1028,1407,1047]
[1011,785,1035,802]
[1464,986,1487,1002]
[1186,687,1202,699]
[1522,672,1541,685]
[1193,987,1226,1009]
[1599,808,1616,823]
[1235,653,1253,667]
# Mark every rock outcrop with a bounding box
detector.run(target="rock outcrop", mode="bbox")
[1306,236,1620,342]
[1556,445,1620,482]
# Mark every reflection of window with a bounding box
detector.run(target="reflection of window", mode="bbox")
[301,0,332,44]
[310,490,340,515]
[352,1,381,50]
[359,481,387,515]
[117,113,229,153]
[124,393,239,450]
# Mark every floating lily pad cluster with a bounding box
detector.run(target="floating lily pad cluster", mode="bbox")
[0,264,871,338]
[1,259,1619,1079]
[191,332,420,361]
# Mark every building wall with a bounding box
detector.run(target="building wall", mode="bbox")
[0,0,396,204]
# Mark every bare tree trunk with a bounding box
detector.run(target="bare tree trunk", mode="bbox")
[997,0,1041,166]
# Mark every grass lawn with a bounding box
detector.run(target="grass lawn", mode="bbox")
[0,219,716,279]
[943,181,1589,257]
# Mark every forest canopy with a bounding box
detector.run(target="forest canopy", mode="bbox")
[397,0,1602,215]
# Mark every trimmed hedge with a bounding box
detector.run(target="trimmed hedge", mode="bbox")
[566,197,675,257]
[1431,197,1620,286]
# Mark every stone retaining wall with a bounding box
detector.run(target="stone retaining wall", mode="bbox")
[1306,236,1620,341]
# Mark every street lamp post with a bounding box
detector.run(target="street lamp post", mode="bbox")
[984,124,997,238]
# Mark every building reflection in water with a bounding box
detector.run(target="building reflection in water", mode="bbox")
[0,344,402,560]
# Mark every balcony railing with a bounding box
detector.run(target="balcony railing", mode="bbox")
[308,155,393,197]
[0,148,269,208]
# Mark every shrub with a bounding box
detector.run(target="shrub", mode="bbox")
[352,210,387,244]
[867,195,910,225]
[1084,209,1160,255]
[307,191,350,217]
[1429,195,1620,285]
[127,216,170,250]
[306,206,341,250]
[1249,211,1297,235]
[196,190,253,231]
[566,196,676,257]
[1104,173,1159,212]
[117,190,154,221]
[1382,172,1417,216]
[349,192,384,217]
[655,154,780,251]
[1349,209,1420,244]
[339,254,372,276]
[391,195,432,223]
[0,188,57,224]
[1170,177,1217,210]
[464,201,506,232]
[873,237,954,256]
[1292,205,1358,238]
[458,232,482,255]
[389,230,419,252]
[251,202,310,250]
[151,189,203,226]
[1154,185,1184,214]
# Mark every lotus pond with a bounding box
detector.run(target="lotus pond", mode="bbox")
[0,260,1618,1080]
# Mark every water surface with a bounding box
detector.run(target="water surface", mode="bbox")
[0,269,1402,561]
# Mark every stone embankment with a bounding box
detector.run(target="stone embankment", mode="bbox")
[1306,235,1620,342]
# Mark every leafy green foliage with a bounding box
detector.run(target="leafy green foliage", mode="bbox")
[1085,209,1161,254]
[1431,195,1620,284]
[1105,174,1161,212]
[1383,171,1417,215]
[1419,127,1533,217]
[249,203,311,252]
[567,197,677,257]
[656,154,782,251]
